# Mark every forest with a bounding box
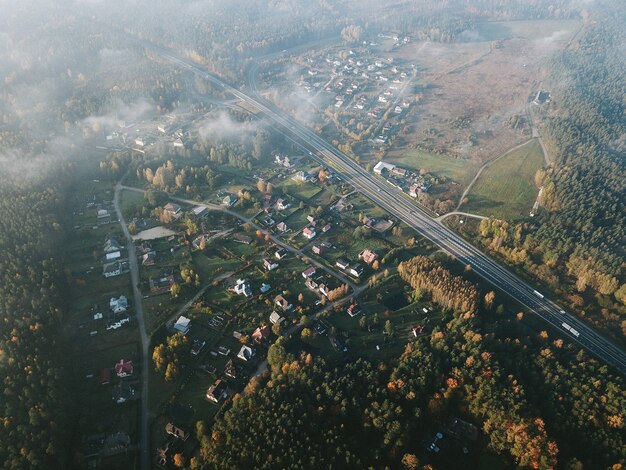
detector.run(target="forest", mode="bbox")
[195,255,625,469]
[0,178,69,469]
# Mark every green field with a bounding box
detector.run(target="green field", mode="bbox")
[462,139,544,220]
[387,150,478,186]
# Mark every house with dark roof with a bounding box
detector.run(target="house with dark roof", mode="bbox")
[207,379,228,404]
[165,423,189,441]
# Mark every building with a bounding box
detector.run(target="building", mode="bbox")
[232,233,252,245]
[103,235,122,254]
[336,258,350,270]
[110,295,128,313]
[206,379,228,404]
[302,226,316,240]
[222,195,237,207]
[270,311,285,325]
[165,423,190,441]
[237,345,256,362]
[274,248,288,260]
[347,303,361,318]
[311,244,325,255]
[251,326,271,344]
[114,359,133,378]
[163,203,182,217]
[263,258,279,271]
[293,171,308,182]
[276,221,289,233]
[174,316,191,335]
[321,223,332,233]
[192,206,209,218]
[190,339,206,356]
[373,161,396,175]
[149,274,175,293]
[276,198,290,210]
[302,266,316,278]
[306,215,317,226]
[103,261,122,278]
[233,279,252,298]
[260,283,271,294]
[142,251,156,266]
[349,263,365,277]
[105,251,121,261]
[274,295,292,311]
[359,249,379,265]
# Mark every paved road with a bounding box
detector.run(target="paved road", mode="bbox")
[143,46,626,375]
[113,182,150,470]
[437,211,488,222]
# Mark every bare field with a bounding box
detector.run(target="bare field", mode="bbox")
[394,20,580,166]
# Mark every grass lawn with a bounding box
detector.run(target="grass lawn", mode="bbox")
[463,139,544,220]
[281,178,324,201]
[387,150,478,187]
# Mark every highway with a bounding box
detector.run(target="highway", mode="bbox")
[147,45,626,375]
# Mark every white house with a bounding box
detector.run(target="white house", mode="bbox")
[373,161,396,175]
[174,316,191,335]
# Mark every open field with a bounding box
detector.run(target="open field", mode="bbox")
[386,149,479,187]
[462,139,544,220]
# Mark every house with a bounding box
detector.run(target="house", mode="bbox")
[373,161,396,175]
[409,184,420,198]
[263,258,279,271]
[172,138,184,149]
[112,381,135,404]
[260,283,271,294]
[192,206,209,218]
[232,233,252,245]
[311,244,325,255]
[269,311,285,325]
[251,325,271,344]
[274,248,288,260]
[110,295,128,313]
[321,223,332,233]
[156,439,183,467]
[142,251,157,266]
[206,379,228,404]
[103,235,122,253]
[293,171,308,182]
[391,167,408,177]
[305,278,319,291]
[302,266,316,278]
[347,303,361,318]
[103,261,122,278]
[149,274,175,293]
[276,198,290,210]
[237,345,256,362]
[336,258,350,270]
[276,221,289,233]
[134,138,145,147]
[97,209,111,223]
[306,215,317,226]
[318,283,331,297]
[411,324,425,337]
[224,359,238,379]
[105,251,121,261]
[275,154,292,167]
[222,195,237,207]
[274,295,292,311]
[190,339,206,356]
[174,316,191,335]
[349,263,364,277]
[359,249,379,265]
[233,279,252,298]
[163,203,182,217]
[302,226,316,240]
[114,359,133,378]
[165,423,189,441]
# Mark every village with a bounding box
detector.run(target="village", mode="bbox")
[64,137,456,468]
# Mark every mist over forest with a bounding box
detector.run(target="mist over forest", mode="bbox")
[0,1,624,469]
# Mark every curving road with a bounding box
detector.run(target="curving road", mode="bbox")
[138,43,626,375]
